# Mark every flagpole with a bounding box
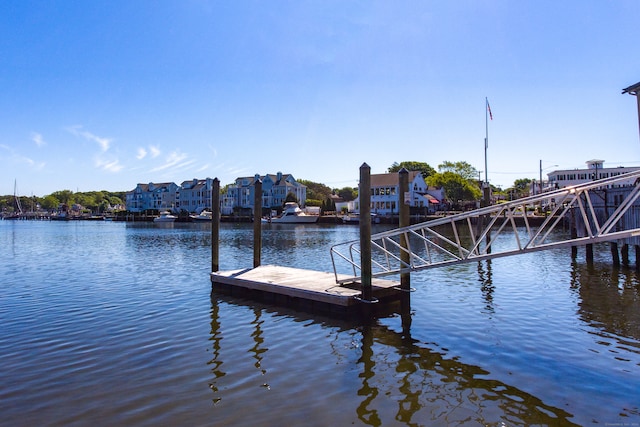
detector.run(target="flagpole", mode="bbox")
[484,97,489,186]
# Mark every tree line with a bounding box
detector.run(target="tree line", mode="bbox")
[0,190,126,214]
[1,161,532,214]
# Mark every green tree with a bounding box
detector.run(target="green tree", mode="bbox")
[298,180,333,202]
[41,195,60,210]
[507,178,532,199]
[74,193,96,210]
[322,197,336,213]
[51,190,74,205]
[427,172,482,203]
[388,161,436,179]
[336,187,357,201]
[438,161,479,181]
[513,178,532,192]
[107,195,124,207]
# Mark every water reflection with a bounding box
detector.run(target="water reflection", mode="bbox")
[208,298,225,404]
[208,293,580,426]
[571,261,640,343]
[477,259,494,313]
[357,323,380,425]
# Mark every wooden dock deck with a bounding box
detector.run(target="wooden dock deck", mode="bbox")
[210,265,402,310]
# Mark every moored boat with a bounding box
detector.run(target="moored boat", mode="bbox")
[190,211,213,222]
[267,202,319,224]
[154,211,177,223]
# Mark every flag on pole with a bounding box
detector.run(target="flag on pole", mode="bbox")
[487,99,493,120]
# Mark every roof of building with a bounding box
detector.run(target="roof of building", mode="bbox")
[236,173,302,187]
[370,171,421,186]
[622,81,640,95]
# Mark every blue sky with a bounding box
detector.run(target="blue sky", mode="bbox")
[2,1,640,197]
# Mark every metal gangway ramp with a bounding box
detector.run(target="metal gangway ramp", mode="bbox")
[330,170,640,284]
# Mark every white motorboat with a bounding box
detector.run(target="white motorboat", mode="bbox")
[341,213,360,224]
[154,211,177,223]
[267,202,319,224]
[190,211,213,222]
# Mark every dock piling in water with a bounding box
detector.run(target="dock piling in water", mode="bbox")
[359,163,373,302]
[211,178,220,273]
[399,168,410,291]
[253,177,262,268]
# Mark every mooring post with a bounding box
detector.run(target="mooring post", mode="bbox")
[570,208,578,259]
[586,243,594,264]
[621,243,629,266]
[399,168,410,290]
[399,168,412,335]
[360,163,372,302]
[211,178,220,273]
[611,242,620,266]
[253,177,262,268]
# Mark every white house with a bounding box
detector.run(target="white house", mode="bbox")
[546,160,640,191]
[358,171,444,216]
[126,182,180,213]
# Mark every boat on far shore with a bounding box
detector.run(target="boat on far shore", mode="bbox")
[154,211,177,223]
[190,211,213,222]
[263,202,319,224]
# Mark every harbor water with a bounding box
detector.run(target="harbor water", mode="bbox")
[1,220,639,426]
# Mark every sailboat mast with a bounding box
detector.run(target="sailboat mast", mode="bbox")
[14,180,23,214]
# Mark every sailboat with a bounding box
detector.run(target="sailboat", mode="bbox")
[4,180,23,220]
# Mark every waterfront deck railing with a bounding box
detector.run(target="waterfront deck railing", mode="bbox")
[330,170,640,284]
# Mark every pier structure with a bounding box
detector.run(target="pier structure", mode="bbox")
[210,164,405,316]
[211,166,640,316]
[330,169,640,283]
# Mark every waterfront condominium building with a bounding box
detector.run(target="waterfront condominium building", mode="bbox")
[125,182,180,213]
[179,178,215,213]
[546,160,640,191]
[221,172,307,215]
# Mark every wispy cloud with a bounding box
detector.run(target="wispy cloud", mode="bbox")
[149,145,160,158]
[136,147,147,159]
[67,125,112,152]
[136,145,161,160]
[95,157,124,172]
[149,150,189,173]
[31,132,46,147]
[0,143,45,169]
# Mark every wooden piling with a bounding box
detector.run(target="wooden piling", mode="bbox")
[399,168,410,290]
[571,209,578,259]
[253,178,262,268]
[399,168,412,335]
[611,242,620,266]
[211,178,220,273]
[359,163,372,302]
[621,243,629,266]
[586,243,594,263]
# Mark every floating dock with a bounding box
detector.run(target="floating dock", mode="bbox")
[210,265,403,313]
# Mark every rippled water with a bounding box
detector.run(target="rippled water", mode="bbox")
[1,220,639,426]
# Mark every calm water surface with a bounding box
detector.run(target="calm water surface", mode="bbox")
[1,220,639,426]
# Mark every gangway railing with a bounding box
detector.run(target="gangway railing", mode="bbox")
[330,170,640,284]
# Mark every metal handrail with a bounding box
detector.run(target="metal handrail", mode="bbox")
[330,170,640,284]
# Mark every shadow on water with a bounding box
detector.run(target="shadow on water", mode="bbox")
[208,292,580,426]
[571,260,640,342]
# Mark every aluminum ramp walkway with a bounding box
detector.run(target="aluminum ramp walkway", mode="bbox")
[330,170,640,284]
